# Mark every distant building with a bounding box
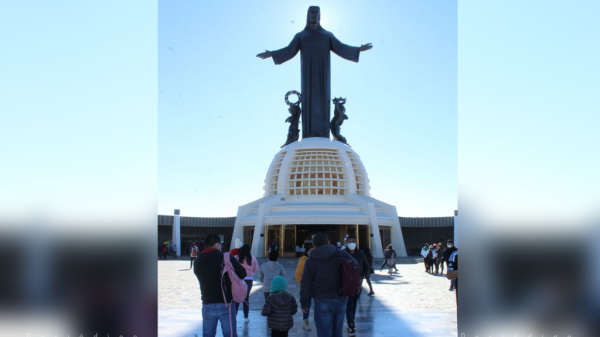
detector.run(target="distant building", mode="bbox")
[157,213,453,257]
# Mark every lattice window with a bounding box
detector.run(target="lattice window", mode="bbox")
[269,151,286,196]
[286,150,347,196]
[346,151,365,196]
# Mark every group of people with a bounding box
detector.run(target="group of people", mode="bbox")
[158,243,175,260]
[193,232,377,337]
[421,239,458,291]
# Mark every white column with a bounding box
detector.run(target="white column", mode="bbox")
[389,207,408,257]
[251,203,267,258]
[367,202,384,258]
[172,209,181,257]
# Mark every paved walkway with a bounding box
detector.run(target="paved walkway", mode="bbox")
[159,257,457,336]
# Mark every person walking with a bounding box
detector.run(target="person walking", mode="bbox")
[342,237,370,335]
[438,242,446,274]
[300,232,353,337]
[425,244,435,273]
[161,244,168,260]
[362,246,375,295]
[194,233,247,337]
[434,242,444,274]
[446,248,458,307]
[269,240,278,253]
[235,243,258,323]
[189,243,198,269]
[444,239,457,290]
[295,244,315,331]
[261,275,298,337]
[259,250,285,301]
[431,244,439,274]
[380,244,398,272]
[386,249,397,275]
[421,243,429,271]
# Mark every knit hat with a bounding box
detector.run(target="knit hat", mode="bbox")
[235,238,243,249]
[270,276,287,293]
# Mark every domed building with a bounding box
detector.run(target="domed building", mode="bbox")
[232,137,407,258]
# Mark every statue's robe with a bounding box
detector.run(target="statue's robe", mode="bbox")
[271,29,360,139]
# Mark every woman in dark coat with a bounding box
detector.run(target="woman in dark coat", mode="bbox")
[362,246,375,295]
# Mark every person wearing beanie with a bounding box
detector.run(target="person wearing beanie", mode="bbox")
[261,275,297,337]
[259,250,286,300]
[229,237,243,257]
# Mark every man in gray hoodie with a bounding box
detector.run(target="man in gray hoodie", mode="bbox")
[300,232,353,337]
[259,249,286,300]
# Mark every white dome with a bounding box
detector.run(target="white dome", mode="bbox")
[264,138,370,198]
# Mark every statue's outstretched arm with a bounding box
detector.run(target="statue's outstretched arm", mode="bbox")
[257,50,272,59]
[359,43,373,52]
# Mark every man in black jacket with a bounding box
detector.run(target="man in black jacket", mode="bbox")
[343,236,370,335]
[194,233,246,337]
[300,232,353,337]
[443,239,457,291]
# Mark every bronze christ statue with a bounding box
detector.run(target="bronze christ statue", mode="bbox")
[257,6,372,139]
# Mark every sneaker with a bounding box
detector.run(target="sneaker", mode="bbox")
[303,319,311,330]
[348,321,356,335]
[244,318,250,323]
[367,291,375,296]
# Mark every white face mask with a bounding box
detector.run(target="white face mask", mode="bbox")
[347,243,357,251]
[447,244,452,248]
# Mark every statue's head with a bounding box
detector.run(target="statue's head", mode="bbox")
[305,6,321,30]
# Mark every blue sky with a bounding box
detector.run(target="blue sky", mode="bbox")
[158,1,458,217]
[0,0,596,235]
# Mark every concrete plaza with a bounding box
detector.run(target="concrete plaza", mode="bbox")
[158,257,457,336]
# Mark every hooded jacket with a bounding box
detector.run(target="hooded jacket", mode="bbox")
[194,249,247,305]
[259,261,285,293]
[299,244,352,309]
[343,246,370,279]
[261,291,298,330]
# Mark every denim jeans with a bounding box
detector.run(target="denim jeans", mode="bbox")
[345,290,361,323]
[314,297,348,337]
[302,295,313,320]
[235,279,253,318]
[202,303,237,337]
